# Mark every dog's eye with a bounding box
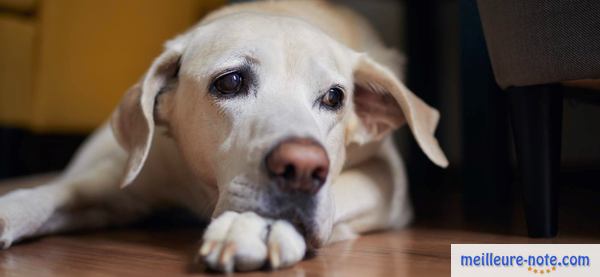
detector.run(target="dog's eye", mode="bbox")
[320,87,344,110]
[213,71,243,96]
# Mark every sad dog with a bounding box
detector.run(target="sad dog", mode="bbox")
[0,0,447,272]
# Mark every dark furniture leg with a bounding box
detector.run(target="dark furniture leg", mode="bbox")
[509,84,562,238]
[460,0,512,225]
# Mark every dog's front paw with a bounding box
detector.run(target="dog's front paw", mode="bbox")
[0,218,10,249]
[198,211,306,272]
[0,189,41,249]
[0,188,58,250]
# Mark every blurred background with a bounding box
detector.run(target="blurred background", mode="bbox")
[1,0,598,236]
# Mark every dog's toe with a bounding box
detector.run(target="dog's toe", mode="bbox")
[267,220,306,269]
[200,211,269,272]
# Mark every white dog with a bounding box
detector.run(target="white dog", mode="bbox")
[0,0,447,272]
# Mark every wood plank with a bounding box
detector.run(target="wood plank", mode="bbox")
[1,225,598,276]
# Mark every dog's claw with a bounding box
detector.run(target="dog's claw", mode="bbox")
[219,242,236,272]
[199,240,216,257]
[269,241,281,269]
[194,240,215,264]
[267,220,307,269]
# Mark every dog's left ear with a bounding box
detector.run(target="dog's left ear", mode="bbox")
[347,54,448,168]
[111,41,183,187]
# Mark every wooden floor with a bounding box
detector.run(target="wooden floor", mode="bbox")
[1,175,599,276]
[2,225,598,277]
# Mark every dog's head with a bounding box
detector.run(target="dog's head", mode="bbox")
[111,13,447,247]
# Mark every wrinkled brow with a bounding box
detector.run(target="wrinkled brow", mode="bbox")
[211,54,260,74]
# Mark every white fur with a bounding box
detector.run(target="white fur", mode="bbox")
[0,0,447,272]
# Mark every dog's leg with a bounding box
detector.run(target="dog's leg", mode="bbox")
[0,126,148,249]
[329,140,412,243]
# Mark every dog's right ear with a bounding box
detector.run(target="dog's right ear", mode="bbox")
[347,54,449,168]
[111,42,183,188]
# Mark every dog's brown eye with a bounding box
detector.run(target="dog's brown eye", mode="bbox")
[321,87,344,110]
[214,72,243,95]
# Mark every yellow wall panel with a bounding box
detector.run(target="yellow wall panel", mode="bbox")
[0,15,35,128]
[27,0,223,133]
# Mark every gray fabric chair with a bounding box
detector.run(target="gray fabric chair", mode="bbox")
[477,0,600,238]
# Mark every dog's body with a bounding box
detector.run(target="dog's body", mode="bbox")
[0,0,447,272]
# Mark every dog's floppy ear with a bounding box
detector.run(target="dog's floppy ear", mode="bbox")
[347,54,448,168]
[111,43,183,187]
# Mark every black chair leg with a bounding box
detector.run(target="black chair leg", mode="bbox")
[508,84,562,238]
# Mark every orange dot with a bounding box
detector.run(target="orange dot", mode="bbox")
[546,269,551,273]
[534,269,538,273]
[528,267,532,271]
[540,270,545,274]
[552,266,556,271]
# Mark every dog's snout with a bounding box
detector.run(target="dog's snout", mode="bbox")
[265,137,329,194]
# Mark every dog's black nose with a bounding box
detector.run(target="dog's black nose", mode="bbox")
[265,137,329,194]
